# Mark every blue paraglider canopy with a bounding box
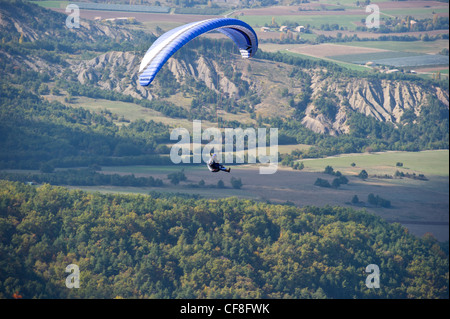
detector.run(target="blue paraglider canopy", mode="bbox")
[139,18,258,86]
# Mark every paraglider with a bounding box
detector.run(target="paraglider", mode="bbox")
[141,19,262,174]
[139,18,258,87]
[207,153,230,173]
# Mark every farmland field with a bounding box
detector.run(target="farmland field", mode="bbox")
[30,0,68,8]
[381,7,449,19]
[241,13,367,31]
[46,0,448,74]
[57,149,449,241]
[258,39,448,71]
[328,51,420,63]
[279,43,389,58]
[46,95,219,130]
[367,54,448,68]
[328,51,448,67]
[258,43,374,72]
[300,149,449,176]
[63,150,447,241]
[343,40,449,54]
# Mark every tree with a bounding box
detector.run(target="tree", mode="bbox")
[331,178,341,188]
[324,165,334,175]
[113,143,142,156]
[314,178,331,188]
[37,83,50,95]
[368,193,391,208]
[167,169,187,185]
[270,16,278,28]
[358,170,368,179]
[0,180,447,299]
[337,175,348,184]
[351,195,359,204]
[230,177,243,189]
[39,162,54,173]
[217,180,225,188]
[51,87,60,96]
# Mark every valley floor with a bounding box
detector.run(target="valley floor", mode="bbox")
[61,150,449,242]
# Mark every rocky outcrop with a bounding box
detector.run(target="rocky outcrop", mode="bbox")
[71,51,153,100]
[71,51,241,101]
[71,50,449,135]
[302,76,449,135]
[167,56,239,97]
[2,0,448,137]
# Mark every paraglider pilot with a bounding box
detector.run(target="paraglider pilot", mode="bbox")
[207,153,230,173]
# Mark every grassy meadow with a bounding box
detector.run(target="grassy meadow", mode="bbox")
[299,149,449,176]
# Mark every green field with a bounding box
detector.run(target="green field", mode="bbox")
[52,96,218,130]
[102,164,204,174]
[30,1,68,8]
[343,40,449,55]
[279,49,374,72]
[76,150,448,241]
[241,14,367,31]
[328,50,421,63]
[300,150,449,176]
[381,8,449,19]
[67,184,260,200]
[259,44,373,72]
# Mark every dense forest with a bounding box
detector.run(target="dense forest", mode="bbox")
[0,180,448,299]
[0,0,448,301]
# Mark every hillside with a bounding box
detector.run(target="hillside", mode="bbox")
[72,49,449,135]
[1,0,448,136]
[0,0,448,302]
[0,0,134,42]
[0,0,448,172]
[0,180,448,299]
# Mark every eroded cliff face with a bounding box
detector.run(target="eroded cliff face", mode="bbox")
[71,52,242,101]
[71,50,449,135]
[302,76,449,135]
[71,51,153,100]
[1,2,448,137]
[167,56,240,98]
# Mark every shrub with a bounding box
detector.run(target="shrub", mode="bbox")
[314,178,331,188]
[358,170,368,179]
[230,177,243,189]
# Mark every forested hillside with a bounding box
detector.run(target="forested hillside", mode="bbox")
[0,0,448,172]
[0,180,448,299]
[0,83,172,169]
[0,0,448,301]
[1,1,448,165]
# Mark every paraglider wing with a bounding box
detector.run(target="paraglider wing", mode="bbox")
[139,18,258,86]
